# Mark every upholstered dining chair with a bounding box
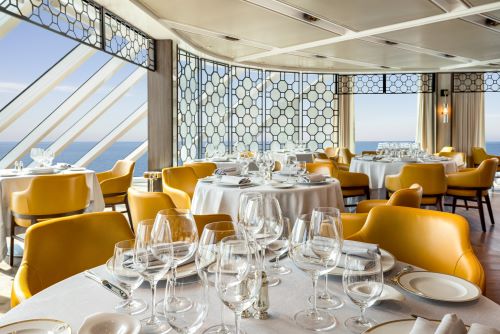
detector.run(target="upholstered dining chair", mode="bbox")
[324,146,340,160]
[9,173,89,266]
[11,211,134,307]
[361,150,378,155]
[349,206,485,291]
[385,163,447,210]
[96,160,135,223]
[127,188,232,235]
[439,146,455,153]
[313,152,329,160]
[437,151,467,169]
[339,147,356,165]
[356,184,423,213]
[446,158,498,232]
[185,162,217,179]
[471,147,500,168]
[162,166,198,209]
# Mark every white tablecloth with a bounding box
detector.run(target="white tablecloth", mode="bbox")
[191,179,345,223]
[0,169,105,261]
[349,159,458,189]
[273,152,315,163]
[1,260,499,333]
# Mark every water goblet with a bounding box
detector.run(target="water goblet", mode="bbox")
[268,217,292,275]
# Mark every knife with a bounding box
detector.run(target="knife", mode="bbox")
[84,270,129,300]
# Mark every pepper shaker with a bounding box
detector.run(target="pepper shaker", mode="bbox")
[253,270,269,320]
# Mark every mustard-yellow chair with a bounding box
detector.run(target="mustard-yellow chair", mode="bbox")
[385,163,447,210]
[439,146,455,153]
[162,166,198,209]
[324,146,339,159]
[341,213,368,239]
[339,147,356,165]
[356,184,423,213]
[127,188,231,235]
[96,160,135,223]
[185,162,217,179]
[11,211,134,307]
[9,173,89,266]
[349,206,485,291]
[437,151,467,169]
[313,152,328,160]
[361,150,378,156]
[446,158,498,232]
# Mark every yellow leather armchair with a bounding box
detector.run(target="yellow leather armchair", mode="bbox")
[385,163,447,210]
[162,166,198,209]
[472,147,500,170]
[341,213,368,239]
[361,151,378,156]
[11,211,134,307]
[185,162,217,179]
[437,151,466,169]
[339,147,356,165]
[356,184,423,213]
[349,206,485,291]
[10,173,89,266]
[446,158,498,232]
[324,146,340,159]
[439,146,455,153]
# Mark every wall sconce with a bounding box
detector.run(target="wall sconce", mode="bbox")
[440,89,449,124]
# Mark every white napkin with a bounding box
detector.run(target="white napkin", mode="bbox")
[214,167,240,176]
[220,175,251,185]
[434,314,467,334]
[299,173,325,183]
[468,323,500,334]
[409,317,439,334]
[337,240,380,269]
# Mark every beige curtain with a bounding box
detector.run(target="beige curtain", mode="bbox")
[339,93,355,153]
[452,92,485,164]
[416,92,435,154]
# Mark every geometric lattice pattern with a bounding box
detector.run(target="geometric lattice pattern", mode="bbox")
[339,74,384,94]
[264,71,300,151]
[302,73,339,151]
[200,58,230,157]
[339,73,434,94]
[177,49,199,165]
[0,0,155,70]
[453,72,500,92]
[231,66,263,152]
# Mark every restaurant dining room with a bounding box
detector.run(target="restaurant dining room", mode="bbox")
[1,0,500,333]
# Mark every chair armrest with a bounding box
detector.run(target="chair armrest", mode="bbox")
[337,171,369,187]
[356,200,388,213]
[11,263,34,307]
[162,181,191,209]
[341,213,368,239]
[447,170,480,188]
[100,175,132,195]
[96,171,113,183]
[385,175,402,192]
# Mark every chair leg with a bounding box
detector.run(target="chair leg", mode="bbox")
[124,197,134,234]
[477,191,486,232]
[452,197,457,213]
[485,193,495,225]
[111,205,116,211]
[436,197,443,211]
[9,218,14,267]
[365,186,370,200]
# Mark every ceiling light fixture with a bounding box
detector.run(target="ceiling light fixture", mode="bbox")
[441,89,449,124]
[380,65,391,69]
[485,18,499,26]
[443,54,456,58]
[384,40,398,46]
[302,13,319,22]
[315,54,327,59]
[224,35,240,42]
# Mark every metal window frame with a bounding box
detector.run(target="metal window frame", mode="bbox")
[452,72,500,93]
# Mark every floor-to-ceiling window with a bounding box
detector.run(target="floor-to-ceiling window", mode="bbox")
[485,92,500,155]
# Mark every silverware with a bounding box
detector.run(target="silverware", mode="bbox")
[84,270,129,300]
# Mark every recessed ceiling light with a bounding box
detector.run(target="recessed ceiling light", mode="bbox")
[485,18,499,27]
[302,13,319,22]
[443,54,456,58]
[489,63,500,66]
[224,35,240,42]
[385,40,398,46]
[380,65,391,69]
[315,54,327,59]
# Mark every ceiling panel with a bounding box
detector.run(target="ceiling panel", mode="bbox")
[279,0,443,31]
[467,0,500,20]
[249,53,363,71]
[138,0,336,48]
[379,19,500,60]
[176,31,268,59]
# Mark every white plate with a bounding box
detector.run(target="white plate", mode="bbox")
[329,249,396,276]
[296,181,329,186]
[199,176,217,183]
[0,319,71,334]
[363,319,432,333]
[397,271,481,302]
[25,168,56,175]
[67,167,86,171]
[271,183,295,189]
[79,312,140,334]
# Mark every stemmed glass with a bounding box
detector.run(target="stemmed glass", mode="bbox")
[342,252,383,333]
[268,217,292,275]
[290,213,342,331]
[309,207,344,310]
[43,149,54,167]
[196,221,237,334]
[110,239,148,315]
[216,235,262,334]
[155,208,198,313]
[133,219,172,334]
[30,148,44,167]
[295,161,307,179]
[238,192,264,236]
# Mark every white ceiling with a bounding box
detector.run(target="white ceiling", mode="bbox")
[100,0,500,72]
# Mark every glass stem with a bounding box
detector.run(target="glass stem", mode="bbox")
[324,271,329,294]
[360,306,367,324]
[172,264,178,300]
[234,312,241,334]
[219,301,225,327]
[150,280,157,321]
[312,274,319,314]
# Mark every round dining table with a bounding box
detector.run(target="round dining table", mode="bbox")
[1,259,499,333]
[349,158,458,189]
[191,178,345,223]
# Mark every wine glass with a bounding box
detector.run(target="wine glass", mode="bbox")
[268,217,292,275]
[110,239,148,315]
[295,161,307,178]
[43,149,54,167]
[216,235,262,334]
[238,193,264,237]
[165,280,208,334]
[30,148,43,167]
[309,207,344,310]
[133,219,171,334]
[155,208,198,313]
[342,252,383,333]
[290,213,342,331]
[196,221,237,334]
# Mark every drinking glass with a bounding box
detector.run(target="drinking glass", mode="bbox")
[196,221,237,334]
[238,193,264,236]
[165,280,208,334]
[268,217,292,275]
[30,148,43,166]
[290,213,342,331]
[295,161,307,177]
[133,219,172,334]
[110,239,147,315]
[309,207,344,310]
[216,235,262,334]
[155,209,198,313]
[342,252,383,333]
[43,149,54,167]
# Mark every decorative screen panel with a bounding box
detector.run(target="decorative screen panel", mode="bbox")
[231,66,263,152]
[200,59,230,157]
[177,49,199,165]
[264,71,300,151]
[302,73,339,151]
[339,74,384,94]
[453,72,500,92]
[386,73,434,93]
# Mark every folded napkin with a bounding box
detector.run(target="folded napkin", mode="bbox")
[214,167,240,176]
[342,240,380,255]
[408,313,499,334]
[468,323,500,334]
[434,314,467,334]
[220,175,251,185]
[409,317,439,334]
[299,173,325,183]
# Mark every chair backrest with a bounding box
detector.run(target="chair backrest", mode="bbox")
[349,206,485,290]
[339,147,355,164]
[472,147,489,166]
[313,152,328,159]
[127,188,176,232]
[186,162,217,178]
[361,151,378,156]
[437,152,466,168]
[11,174,89,216]
[324,146,339,158]
[440,146,455,153]
[398,163,447,195]
[100,160,135,195]
[111,160,135,178]
[12,212,134,306]
[162,166,199,199]
[306,162,335,177]
[474,158,499,188]
[386,184,423,208]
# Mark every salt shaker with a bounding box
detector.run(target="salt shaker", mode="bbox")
[253,271,270,320]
